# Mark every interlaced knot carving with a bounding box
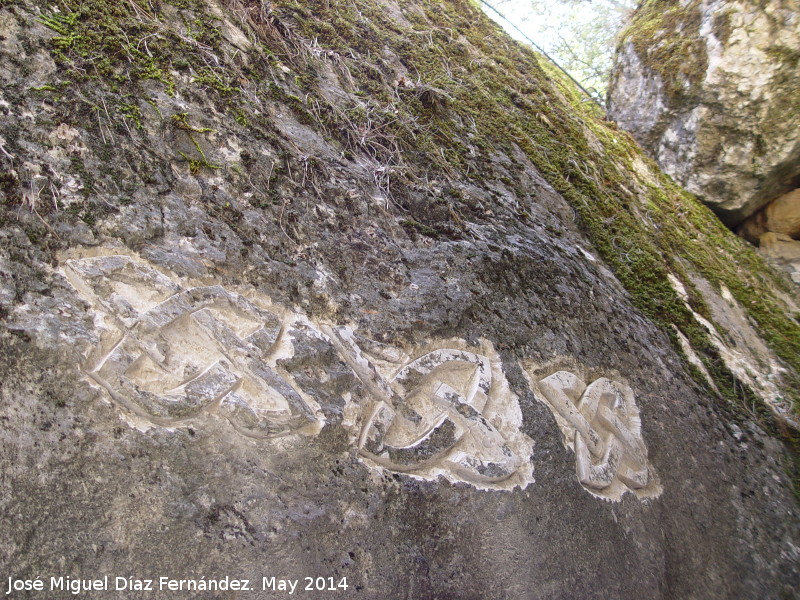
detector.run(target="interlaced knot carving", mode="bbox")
[63,254,660,499]
[327,328,532,488]
[65,255,317,437]
[538,371,657,499]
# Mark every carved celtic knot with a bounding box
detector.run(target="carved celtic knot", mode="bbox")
[328,328,533,489]
[61,254,534,492]
[537,371,658,500]
[64,255,317,437]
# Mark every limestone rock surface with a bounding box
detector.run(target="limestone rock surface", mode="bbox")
[738,188,800,281]
[739,188,800,241]
[1,0,799,598]
[608,0,800,226]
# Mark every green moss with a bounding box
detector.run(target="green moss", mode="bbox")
[170,112,220,173]
[400,219,439,238]
[758,46,800,138]
[180,152,221,175]
[33,0,228,99]
[711,10,734,45]
[119,102,143,129]
[765,45,800,68]
[171,112,214,133]
[263,82,315,125]
[234,111,249,128]
[38,3,173,92]
[144,97,164,119]
[617,0,708,105]
[283,0,798,417]
[191,67,238,96]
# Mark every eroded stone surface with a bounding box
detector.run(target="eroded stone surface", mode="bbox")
[667,272,798,426]
[2,0,799,595]
[608,0,800,226]
[738,189,800,284]
[531,369,660,501]
[738,189,800,243]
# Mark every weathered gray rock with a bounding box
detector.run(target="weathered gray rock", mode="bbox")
[0,0,798,598]
[608,0,800,226]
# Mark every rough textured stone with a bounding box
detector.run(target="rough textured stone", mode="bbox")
[608,0,800,226]
[758,232,800,283]
[760,232,800,260]
[738,189,800,281]
[0,0,798,598]
[739,188,800,242]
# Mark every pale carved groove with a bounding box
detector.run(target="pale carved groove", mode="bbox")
[65,255,317,438]
[537,371,659,500]
[62,256,658,497]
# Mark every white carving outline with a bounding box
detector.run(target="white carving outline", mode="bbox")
[534,369,660,501]
[64,255,318,438]
[326,326,534,489]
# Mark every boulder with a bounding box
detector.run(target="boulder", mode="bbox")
[757,231,800,283]
[0,0,799,597]
[760,231,800,260]
[608,0,800,226]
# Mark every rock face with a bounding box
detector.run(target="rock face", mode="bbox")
[607,0,800,226]
[1,0,799,598]
[739,188,800,282]
[739,188,800,241]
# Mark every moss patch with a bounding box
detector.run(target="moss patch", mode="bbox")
[265,0,800,418]
[617,0,708,106]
